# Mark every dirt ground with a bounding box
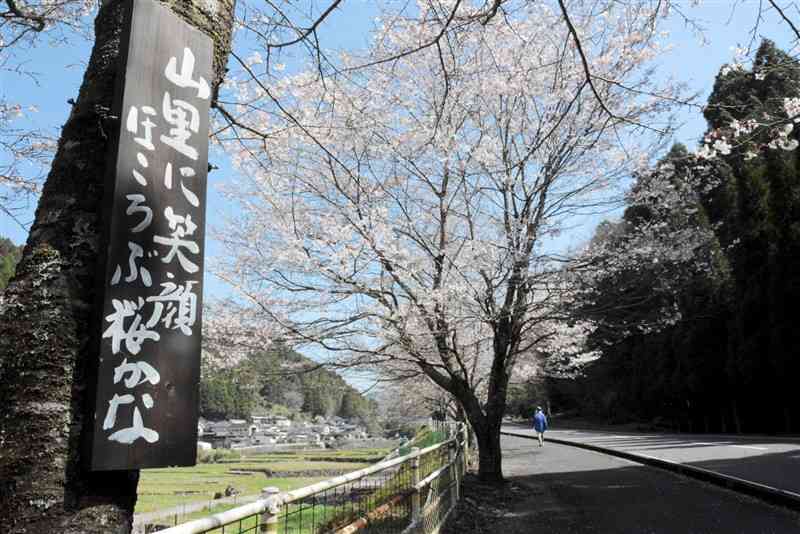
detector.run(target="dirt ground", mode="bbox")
[440,474,541,534]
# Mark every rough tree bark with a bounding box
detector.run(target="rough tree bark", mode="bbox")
[475,360,511,483]
[430,348,511,483]
[0,0,234,531]
[456,386,508,482]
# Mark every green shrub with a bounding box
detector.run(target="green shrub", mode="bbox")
[397,425,447,456]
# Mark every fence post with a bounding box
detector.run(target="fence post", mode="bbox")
[260,486,281,534]
[411,447,421,521]
[448,441,459,508]
[461,424,469,473]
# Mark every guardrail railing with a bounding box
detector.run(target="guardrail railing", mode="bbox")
[156,421,467,534]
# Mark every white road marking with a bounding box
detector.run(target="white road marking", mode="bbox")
[548,431,781,453]
[587,438,770,452]
[660,441,768,451]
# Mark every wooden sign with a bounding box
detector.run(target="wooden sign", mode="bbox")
[89,0,212,470]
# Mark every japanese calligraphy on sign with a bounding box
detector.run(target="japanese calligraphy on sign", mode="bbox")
[89,0,212,470]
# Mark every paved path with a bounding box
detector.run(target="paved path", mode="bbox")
[501,434,800,533]
[504,425,800,496]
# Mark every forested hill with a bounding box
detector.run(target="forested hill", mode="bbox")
[199,343,378,429]
[0,237,22,291]
[3,235,376,427]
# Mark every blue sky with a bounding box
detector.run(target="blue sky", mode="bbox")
[1,0,797,296]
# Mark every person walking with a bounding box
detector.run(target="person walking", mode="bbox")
[533,406,548,447]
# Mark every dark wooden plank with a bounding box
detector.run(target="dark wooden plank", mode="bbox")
[89,0,213,470]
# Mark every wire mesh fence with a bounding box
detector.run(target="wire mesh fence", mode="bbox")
[275,458,414,533]
[155,421,467,534]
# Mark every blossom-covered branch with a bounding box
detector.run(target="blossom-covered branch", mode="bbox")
[215,0,681,480]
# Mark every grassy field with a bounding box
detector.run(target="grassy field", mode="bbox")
[174,502,343,534]
[135,448,391,514]
[169,476,411,534]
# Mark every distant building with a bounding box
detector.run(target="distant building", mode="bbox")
[198,412,373,450]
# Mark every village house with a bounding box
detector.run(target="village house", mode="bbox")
[198,414,369,449]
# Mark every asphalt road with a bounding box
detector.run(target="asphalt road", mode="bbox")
[504,425,800,496]
[501,434,800,533]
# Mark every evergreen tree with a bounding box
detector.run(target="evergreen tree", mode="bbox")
[565,40,800,434]
[704,40,800,432]
[198,344,377,427]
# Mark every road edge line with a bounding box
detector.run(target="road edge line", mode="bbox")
[501,431,800,512]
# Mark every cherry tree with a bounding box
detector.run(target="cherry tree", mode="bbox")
[215,0,681,481]
[376,376,460,423]
[0,0,237,530]
[1,0,94,226]
[0,97,54,226]
[567,149,726,333]
[0,0,93,47]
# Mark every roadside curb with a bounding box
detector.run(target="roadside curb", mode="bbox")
[501,431,800,512]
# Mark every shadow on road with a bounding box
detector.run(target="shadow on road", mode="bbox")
[492,434,800,533]
[689,449,800,494]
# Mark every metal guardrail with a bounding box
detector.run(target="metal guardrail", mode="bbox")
[157,421,467,534]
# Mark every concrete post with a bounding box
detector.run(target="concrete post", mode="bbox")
[260,486,281,534]
[411,447,421,520]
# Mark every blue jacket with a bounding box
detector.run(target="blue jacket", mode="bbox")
[533,411,548,432]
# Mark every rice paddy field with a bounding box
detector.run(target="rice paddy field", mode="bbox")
[135,448,390,515]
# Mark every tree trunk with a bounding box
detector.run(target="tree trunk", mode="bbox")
[457,373,507,483]
[474,423,503,482]
[0,0,234,531]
